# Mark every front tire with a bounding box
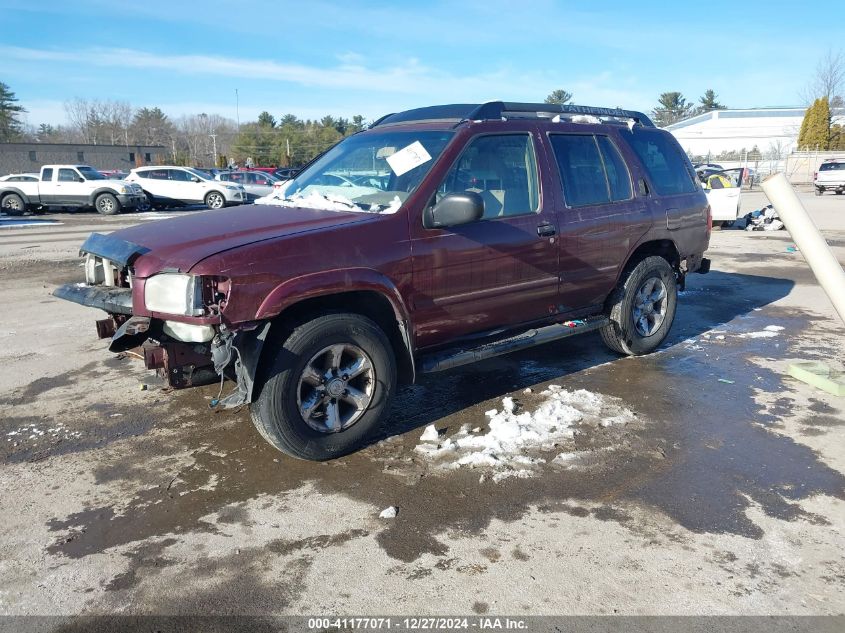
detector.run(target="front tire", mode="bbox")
[95,193,120,215]
[205,191,225,209]
[250,313,397,460]
[1,193,26,216]
[600,256,678,356]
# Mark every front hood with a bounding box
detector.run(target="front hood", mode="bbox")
[84,204,375,275]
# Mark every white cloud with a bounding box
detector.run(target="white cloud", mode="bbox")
[1,44,651,112]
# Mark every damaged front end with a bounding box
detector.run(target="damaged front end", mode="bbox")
[53,232,269,409]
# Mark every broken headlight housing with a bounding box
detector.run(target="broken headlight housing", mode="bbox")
[144,274,204,316]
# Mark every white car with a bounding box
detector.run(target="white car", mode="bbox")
[0,173,39,182]
[814,158,845,195]
[126,166,245,210]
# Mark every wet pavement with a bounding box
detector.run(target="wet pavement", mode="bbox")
[1,195,844,617]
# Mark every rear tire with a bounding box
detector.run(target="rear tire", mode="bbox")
[95,193,120,215]
[600,256,678,356]
[815,188,823,196]
[250,313,396,461]
[138,192,153,212]
[1,193,26,216]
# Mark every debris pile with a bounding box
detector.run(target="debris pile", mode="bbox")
[744,204,784,231]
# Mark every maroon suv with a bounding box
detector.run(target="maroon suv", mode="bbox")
[55,102,711,461]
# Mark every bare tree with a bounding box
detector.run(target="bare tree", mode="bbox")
[801,48,845,107]
[63,98,92,143]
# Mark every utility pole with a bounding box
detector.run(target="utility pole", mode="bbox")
[235,89,240,133]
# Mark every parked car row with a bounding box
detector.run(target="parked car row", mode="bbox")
[0,164,305,215]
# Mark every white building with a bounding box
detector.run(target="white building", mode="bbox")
[666,107,808,158]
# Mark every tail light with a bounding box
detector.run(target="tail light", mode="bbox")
[813,172,818,181]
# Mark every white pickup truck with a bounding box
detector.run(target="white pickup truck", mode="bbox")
[814,158,845,195]
[0,165,145,216]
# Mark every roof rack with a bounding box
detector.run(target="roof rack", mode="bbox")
[370,104,479,128]
[371,101,655,128]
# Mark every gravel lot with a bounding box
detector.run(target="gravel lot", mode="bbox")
[0,191,843,619]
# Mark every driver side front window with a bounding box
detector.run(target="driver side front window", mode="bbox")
[437,134,539,219]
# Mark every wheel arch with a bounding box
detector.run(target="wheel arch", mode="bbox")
[255,272,415,385]
[622,239,681,276]
[88,187,121,205]
[0,186,32,205]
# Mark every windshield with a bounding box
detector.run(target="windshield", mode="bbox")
[78,166,105,180]
[186,167,212,181]
[281,129,454,213]
[819,162,844,171]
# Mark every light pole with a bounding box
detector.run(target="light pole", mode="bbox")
[235,88,240,133]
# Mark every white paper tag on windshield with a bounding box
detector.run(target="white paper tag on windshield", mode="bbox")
[385,141,431,176]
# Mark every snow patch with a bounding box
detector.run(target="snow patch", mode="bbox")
[254,190,403,214]
[379,506,398,519]
[419,425,440,442]
[413,386,636,481]
[741,325,784,339]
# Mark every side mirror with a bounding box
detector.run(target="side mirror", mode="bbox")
[77,177,85,183]
[192,176,201,182]
[423,192,484,229]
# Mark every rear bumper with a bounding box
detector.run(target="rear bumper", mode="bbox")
[53,283,133,314]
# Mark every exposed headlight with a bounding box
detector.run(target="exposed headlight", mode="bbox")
[224,185,239,191]
[144,274,204,316]
[119,185,130,194]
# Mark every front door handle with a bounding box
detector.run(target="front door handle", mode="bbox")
[537,222,556,237]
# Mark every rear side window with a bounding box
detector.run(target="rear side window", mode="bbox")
[549,134,632,207]
[42,168,53,181]
[819,162,845,171]
[596,136,632,201]
[625,128,697,195]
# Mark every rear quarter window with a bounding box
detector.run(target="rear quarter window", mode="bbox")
[624,128,698,195]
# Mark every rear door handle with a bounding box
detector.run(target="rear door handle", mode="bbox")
[537,222,556,237]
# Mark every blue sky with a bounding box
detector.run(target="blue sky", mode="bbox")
[1,0,842,127]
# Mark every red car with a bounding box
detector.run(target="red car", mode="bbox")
[55,102,710,460]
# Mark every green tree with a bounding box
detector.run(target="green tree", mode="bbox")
[0,81,26,142]
[36,123,56,141]
[130,107,174,146]
[696,89,726,114]
[257,111,276,128]
[797,97,831,150]
[651,92,693,127]
[544,89,573,105]
[349,114,366,133]
[830,124,845,151]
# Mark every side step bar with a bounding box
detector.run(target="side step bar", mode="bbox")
[418,316,610,374]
